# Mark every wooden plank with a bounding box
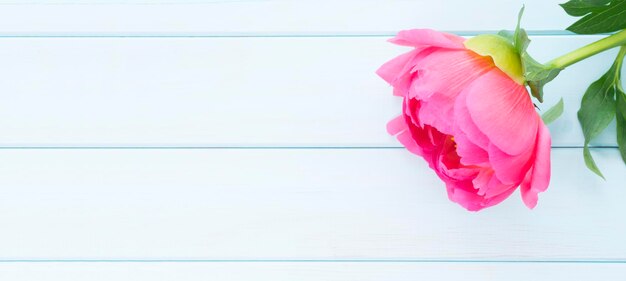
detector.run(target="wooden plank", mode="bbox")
[0,36,619,147]
[0,1,571,35]
[0,262,625,281]
[0,148,624,260]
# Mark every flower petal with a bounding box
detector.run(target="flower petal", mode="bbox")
[411,49,493,100]
[464,69,539,156]
[387,99,447,170]
[445,178,516,211]
[376,49,421,97]
[473,169,516,199]
[389,29,466,49]
[453,88,490,149]
[473,168,494,195]
[484,175,517,200]
[481,186,517,209]
[386,115,405,135]
[530,121,552,192]
[453,130,489,166]
[488,142,534,184]
[387,113,425,157]
[446,182,487,211]
[396,129,425,157]
[403,99,448,154]
[520,121,552,209]
[377,47,436,97]
[418,95,458,134]
[411,50,493,134]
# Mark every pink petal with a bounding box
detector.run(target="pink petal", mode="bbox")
[473,168,494,195]
[405,96,422,127]
[464,69,539,156]
[473,169,516,199]
[445,178,516,211]
[453,130,489,166]
[418,95,458,134]
[442,165,516,211]
[530,122,552,193]
[387,114,425,157]
[397,129,425,157]
[519,170,535,208]
[481,187,517,209]
[433,137,479,182]
[484,177,517,200]
[387,115,405,135]
[520,121,552,209]
[440,166,479,181]
[410,49,493,100]
[377,48,436,97]
[396,122,444,171]
[454,77,535,185]
[376,49,421,97]
[387,99,446,169]
[446,182,486,211]
[488,142,534,184]
[389,29,465,49]
[453,89,490,149]
[467,169,516,210]
[411,50,493,134]
[402,98,447,156]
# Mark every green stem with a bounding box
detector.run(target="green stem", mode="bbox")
[615,46,626,78]
[547,29,626,69]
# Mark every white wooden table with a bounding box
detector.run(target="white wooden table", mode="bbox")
[0,0,625,280]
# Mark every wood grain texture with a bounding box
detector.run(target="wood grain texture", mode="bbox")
[0,36,620,147]
[0,0,571,35]
[0,1,624,278]
[1,262,625,281]
[0,148,623,260]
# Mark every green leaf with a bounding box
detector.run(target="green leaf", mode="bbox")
[541,98,565,124]
[561,0,626,34]
[616,89,626,164]
[583,146,605,178]
[560,0,611,16]
[499,6,562,103]
[513,6,530,53]
[522,54,562,102]
[577,60,621,178]
[615,46,626,164]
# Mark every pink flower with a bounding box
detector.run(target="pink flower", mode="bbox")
[377,29,551,211]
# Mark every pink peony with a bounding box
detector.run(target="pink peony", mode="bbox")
[377,29,551,211]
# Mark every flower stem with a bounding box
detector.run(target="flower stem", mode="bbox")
[615,46,626,78]
[547,29,626,69]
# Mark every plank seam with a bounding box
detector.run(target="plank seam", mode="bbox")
[0,260,625,263]
[0,31,595,38]
[0,146,613,149]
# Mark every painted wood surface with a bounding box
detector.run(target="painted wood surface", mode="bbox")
[0,148,623,260]
[0,0,624,280]
[0,0,572,35]
[0,36,620,147]
[1,263,625,281]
